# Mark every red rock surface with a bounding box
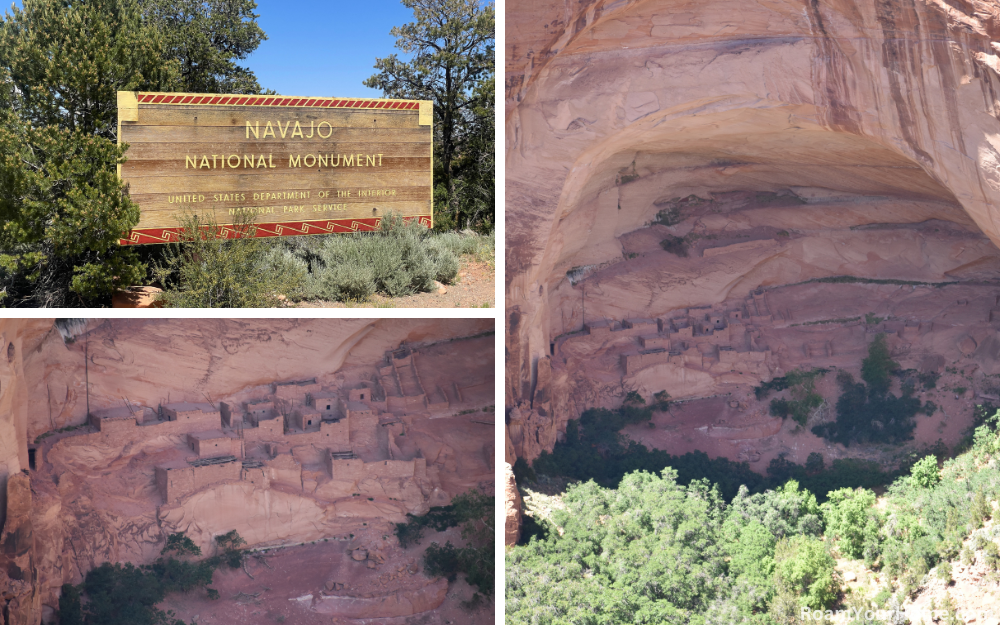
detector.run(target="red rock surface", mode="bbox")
[505,0,1000,549]
[504,462,522,546]
[0,319,494,624]
[158,524,493,625]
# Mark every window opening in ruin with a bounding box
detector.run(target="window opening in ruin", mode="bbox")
[28,447,36,470]
[308,419,313,425]
[360,393,365,400]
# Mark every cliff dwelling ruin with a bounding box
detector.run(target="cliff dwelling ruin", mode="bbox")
[0,318,495,624]
[505,0,1000,479]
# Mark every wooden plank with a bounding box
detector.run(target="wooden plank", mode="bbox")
[123,170,430,193]
[124,141,430,160]
[129,186,430,211]
[120,124,430,144]
[134,202,428,229]
[122,155,429,177]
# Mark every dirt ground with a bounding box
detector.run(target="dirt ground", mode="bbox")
[295,259,495,309]
[158,525,493,625]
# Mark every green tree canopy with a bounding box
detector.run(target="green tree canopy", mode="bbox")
[140,0,267,93]
[861,333,898,395]
[0,0,177,306]
[820,487,882,561]
[364,0,494,231]
[507,470,731,624]
[0,0,268,306]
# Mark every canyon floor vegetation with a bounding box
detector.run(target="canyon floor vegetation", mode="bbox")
[58,530,246,625]
[509,410,1000,624]
[394,489,495,607]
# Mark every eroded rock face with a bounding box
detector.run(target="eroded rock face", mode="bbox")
[0,473,40,625]
[0,319,494,624]
[505,0,1000,460]
[504,462,522,546]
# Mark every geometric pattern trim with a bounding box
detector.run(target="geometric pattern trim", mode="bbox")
[136,93,421,110]
[119,215,432,245]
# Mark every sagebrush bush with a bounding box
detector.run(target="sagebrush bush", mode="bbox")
[280,213,487,302]
[153,214,305,308]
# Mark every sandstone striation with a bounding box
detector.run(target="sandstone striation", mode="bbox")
[0,319,494,624]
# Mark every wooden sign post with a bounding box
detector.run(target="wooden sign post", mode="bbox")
[116,91,433,245]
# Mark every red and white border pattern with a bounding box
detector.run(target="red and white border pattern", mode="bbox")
[119,216,432,245]
[136,93,420,109]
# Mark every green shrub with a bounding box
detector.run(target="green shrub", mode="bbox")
[821,488,882,563]
[861,333,898,394]
[873,586,892,608]
[161,532,201,557]
[56,529,240,625]
[506,471,729,623]
[725,480,822,540]
[812,364,920,446]
[910,455,940,488]
[972,488,992,528]
[57,583,84,625]
[416,489,493,595]
[425,238,460,283]
[153,213,305,307]
[282,213,484,302]
[312,261,376,302]
[756,376,791,400]
[984,541,1000,571]
[936,562,951,584]
[961,546,974,565]
[395,489,491,548]
[214,530,246,568]
[805,452,825,475]
[774,535,839,610]
[146,557,214,594]
[624,390,645,406]
[80,562,169,625]
[653,390,672,410]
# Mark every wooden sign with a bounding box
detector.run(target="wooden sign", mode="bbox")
[116,91,433,245]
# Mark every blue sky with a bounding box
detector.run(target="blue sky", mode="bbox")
[246,0,416,97]
[7,0,415,97]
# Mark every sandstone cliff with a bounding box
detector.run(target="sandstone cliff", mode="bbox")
[505,0,1000,463]
[0,318,494,624]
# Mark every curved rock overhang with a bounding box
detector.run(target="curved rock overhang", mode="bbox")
[505,0,1000,456]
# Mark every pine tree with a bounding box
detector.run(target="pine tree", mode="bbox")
[140,0,268,93]
[0,0,178,306]
[364,0,494,231]
[0,0,269,306]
